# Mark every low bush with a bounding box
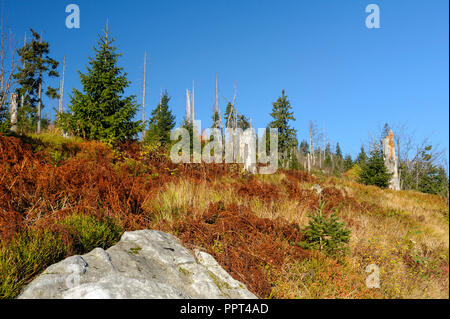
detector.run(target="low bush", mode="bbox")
[59,214,123,254]
[0,228,67,298]
[298,203,351,257]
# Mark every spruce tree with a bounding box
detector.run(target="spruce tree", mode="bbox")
[359,148,392,188]
[180,116,197,157]
[325,142,331,157]
[13,29,59,133]
[237,113,250,130]
[0,102,9,133]
[268,90,297,167]
[211,109,221,129]
[356,146,367,165]
[63,27,142,143]
[144,90,175,147]
[223,102,249,130]
[335,142,343,160]
[343,154,354,171]
[414,146,448,196]
[381,122,390,139]
[299,140,309,156]
[223,102,235,128]
[323,142,332,168]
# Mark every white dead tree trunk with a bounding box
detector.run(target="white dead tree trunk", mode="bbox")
[307,152,311,172]
[141,52,147,141]
[186,89,191,123]
[58,55,65,115]
[382,129,401,190]
[20,33,25,109]
[309,121,315,167]
[240,127,257,174]
[10,92,18,132]
[225,82,238,162]
[318,146,322,169]
[215,74,223,134]
[321,126,326,169]
[191,80,195,121]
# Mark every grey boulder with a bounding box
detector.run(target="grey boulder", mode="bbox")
[17,230,257,299]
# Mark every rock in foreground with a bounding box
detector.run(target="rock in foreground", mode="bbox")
[18,230,257,299]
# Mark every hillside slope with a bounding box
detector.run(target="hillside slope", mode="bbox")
[0,133,448,299]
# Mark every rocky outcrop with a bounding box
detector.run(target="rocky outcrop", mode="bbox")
[18,230,257,299]
[382,130,400,190]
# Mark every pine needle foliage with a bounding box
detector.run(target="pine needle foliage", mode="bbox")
[299,202,351,257]
[62,28,143,143]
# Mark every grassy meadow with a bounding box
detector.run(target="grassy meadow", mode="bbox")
[0,131,448,299]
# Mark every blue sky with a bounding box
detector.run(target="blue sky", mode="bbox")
[3,0,449,158]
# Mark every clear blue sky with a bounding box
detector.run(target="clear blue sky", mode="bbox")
[3,0,449,159]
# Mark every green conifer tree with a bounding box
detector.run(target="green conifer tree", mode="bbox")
[381,122,390,139]
[223,102,235,128]
[359,148,392,188]
[299,140,309,156]
[335,142,343,160]
[62,27,142,143]
[144,90,175,147]
[0,103,9,133]
[267,90,297,168]
[356,146,367,165]
[237,113,250,130]
[211,109,220,129]
[343,154,354,171]
[13,29,59,133]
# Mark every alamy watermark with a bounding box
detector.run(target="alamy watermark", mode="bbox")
[169,121,279,175]
[365,4,380,29]
[65,4,80,29]
[365,264,380,288]
[65,4,380,29]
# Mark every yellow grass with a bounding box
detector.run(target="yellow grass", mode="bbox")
[145,173,449,298]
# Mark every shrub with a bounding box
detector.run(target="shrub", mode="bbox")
[358,148,392,188]
[344,164,362,181]
[59,214,123,254]
[299,203,351,257]
[0,228,67,298]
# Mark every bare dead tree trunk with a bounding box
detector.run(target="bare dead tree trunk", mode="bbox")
[319,146,322,169]
[309,121,314,167]
[395,133,402,189]
[322,126,326,169]
[10,92,17,132]
[191,80,195,121]
[186,89,191,123]
[58,55,65,115]
[215,74,223,135]
[307,152,311,172]
[141,52,147,141]
[20,33,25,109]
